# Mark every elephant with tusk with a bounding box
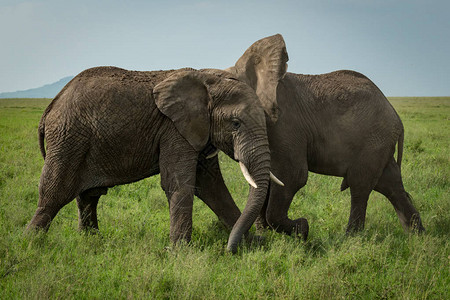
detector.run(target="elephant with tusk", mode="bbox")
[219,34,424,239]
[199,34,425,239]
[26,66,286,253]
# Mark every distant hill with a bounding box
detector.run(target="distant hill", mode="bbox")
[0,76,74,99]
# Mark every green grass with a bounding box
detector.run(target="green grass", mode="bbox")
[1,97,449,299]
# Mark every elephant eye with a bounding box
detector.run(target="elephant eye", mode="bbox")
[231,119,241,130]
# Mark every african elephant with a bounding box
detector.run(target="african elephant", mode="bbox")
[26,66,285,253]
[223,34,424,237]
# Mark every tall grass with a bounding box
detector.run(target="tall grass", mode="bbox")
[0,97,448,299]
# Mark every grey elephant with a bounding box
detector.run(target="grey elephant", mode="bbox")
[221,34,424,237]
[26,66,285,253]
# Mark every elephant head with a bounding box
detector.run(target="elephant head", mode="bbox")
[225,34,289,122]
[152,70,281,253]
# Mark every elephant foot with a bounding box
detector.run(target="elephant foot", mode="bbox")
[78,217,99,233]
[345,220,365,235]
[26,206,56,233]
[255,215,270,232]
[294,218,309,241]
[266,216,309,240]
[244,232,266,246]
[79,226,101,236]
[170,232,192,246]
[409,213,425,233]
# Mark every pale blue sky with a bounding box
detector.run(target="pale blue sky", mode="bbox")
[1,0,449,96]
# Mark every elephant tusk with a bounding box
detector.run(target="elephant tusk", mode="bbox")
[270,172,285,186]
[239,161,258,189]
[206,149,220,159]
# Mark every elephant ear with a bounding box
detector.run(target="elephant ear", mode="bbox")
[153,71,210,152]
[226,34,288,122]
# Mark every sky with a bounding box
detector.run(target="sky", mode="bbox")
[0,0,449,96]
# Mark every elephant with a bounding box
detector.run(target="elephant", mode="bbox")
[220,34,424,237]
[26,66,286,253]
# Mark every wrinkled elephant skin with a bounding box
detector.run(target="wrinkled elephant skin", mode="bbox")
[226,34,424,237]
[27,66,276,253]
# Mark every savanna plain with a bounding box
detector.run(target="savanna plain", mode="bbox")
[0,97,449,299]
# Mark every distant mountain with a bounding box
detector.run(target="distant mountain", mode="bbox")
[0,76,74,99]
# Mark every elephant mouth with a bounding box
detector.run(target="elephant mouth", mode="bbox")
[202,145,260,188]
[238,161,284,188]
[201,144,221,159]
[205,148,221,159]
[202,144,284,188]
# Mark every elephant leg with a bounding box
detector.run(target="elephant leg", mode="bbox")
[374,158,425,232]
[194,154,241,229]
[346,188,371,233]
[345,152,388,233]
[76,188,107,231]
[159,133,198,244]
[265,168,309,240]
[27,160,80,232]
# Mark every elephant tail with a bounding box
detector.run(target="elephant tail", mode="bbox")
[38,101,55,160]
[397,129,404,169]
[38,112,47,160]
[38,75,75,160]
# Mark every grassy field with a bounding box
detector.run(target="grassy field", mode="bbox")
[0,97,448,299]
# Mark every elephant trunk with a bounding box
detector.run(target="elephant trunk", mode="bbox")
[227,143,271,253]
